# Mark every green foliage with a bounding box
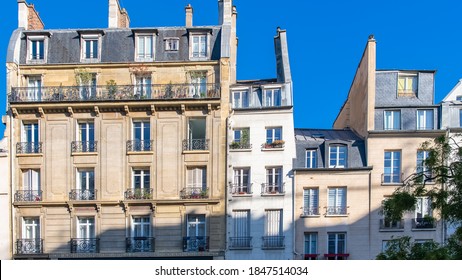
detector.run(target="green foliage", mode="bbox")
[376,236,450,260]
[75,69,93,85]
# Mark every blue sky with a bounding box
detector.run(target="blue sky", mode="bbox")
[1,0,462,137]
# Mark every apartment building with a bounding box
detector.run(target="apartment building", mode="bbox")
[0,136,10,260]
[293,129,371,260]
[5,0,236,259]
[333,36,445,258]
[225,28,295,259]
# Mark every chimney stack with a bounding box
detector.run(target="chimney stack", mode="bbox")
[17,0,44,30]
[185,4,193,27]
[109,0,130,28]
[274,28,292,83]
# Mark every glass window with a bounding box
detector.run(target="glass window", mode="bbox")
[415,197,432,219]
[398,74,417,96]
[133,169,150,189]
[232,210,250,242]
[83,39,98,59]
[136,35,153,60]
[304,232,318,256]
[417,109,434,130]
[266,127,282,144]
[135,76,152,98]
[384,150,401,183]
[384,110,401,130]
[329,144,347,168]
[327,232,347,259]
[187,167,206,191]
[266,167,282,186]
[133,120,150,141]
[132,216,151,237]
[263,209,283,248]
[191,35,207,58]
[165,38,179,51]
[327,187,347,215]
[233,168,250,188]
[23,218,40,239]
[232,90,249,108]
[303,188,319,215]
[263,88,281,107]
[460,110,462,127]
[77,217,95,239]
[417,150,432,181]
[306,149,317,168]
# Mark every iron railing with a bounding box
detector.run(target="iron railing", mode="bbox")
[261,142,285,149]
[229,237,252,249]
[382,173,403,184]
[183,236,209,252]
[324,253,349,260]
[301,207,320,216]
[261,183,284,194]
[70,238,99,253]
[14,190,42,202]
[16,238,43,254]
[230,183,252,195]
[71,141,97,153]
[69,189,96,201]
[379,219,404,230]
[124,188,153,200]
[412,218,436,229]
[9,83,220,103]
[16,142,42,154]
[180,187,209,199]
[326,206,348,215]
[126,237,155,252]
[126,140,154,152]
[262,236,285,248]
[229,142,252,150]
[182,139,209,151]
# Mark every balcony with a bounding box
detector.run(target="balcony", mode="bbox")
[71,141,97,153]
[324,253,349,260]
[180,187,209,199]
[304,254,319,260]
[182,139,209,151]
[379,219,404,230]
[412,217,436,229]
[261,140,285,150]
[126,237,155,253]
[16,142,42,154]
[183,236,209,252]
[14,190,42,202]
[69,189,96,201]
[262,236,285,249]
[124,188,153,200]
[229,142,252,150]
[230,184,252,195]
[229,237,252,249]
[261,183,284,195]
[16,238,43,254]
[126,140,154,152]
[70,238,100,253]
[9,83,221,103]
[301,207,320,216]
[325,206,348,216]
[382,173,403,184]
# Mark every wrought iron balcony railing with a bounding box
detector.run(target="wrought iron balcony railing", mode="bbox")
[180,187,209,199]
[126,237,155,252]
[126,140,154,152]
[382,173,403,184]
[69,189,96,201]
[229,237,252,249]
[70,238,99,253]
[261,141,285,149]
[261,183,284,194]
[124,188,153,200]
[183,236,209,252]
[412,217,436,229]
[182,139,209,151]
[229,142,252,150]
[14,190,42,202]
[262,236,285,249]
[325,206,348,215]
[71,141,97,153]
[230,183,252,195]
[16,142,42,154]
[16,238,43,254]
[324,253,350,260]
[9,83,220,103]
[380,219,404,230]
[301,207,320,216]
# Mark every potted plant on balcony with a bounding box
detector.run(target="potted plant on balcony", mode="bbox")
[271,140,285,148]
[106,79,117,99]
[230,141,241,149]
[200,189,208,198]
[421,216,435,228]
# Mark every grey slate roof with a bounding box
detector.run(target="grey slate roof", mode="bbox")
[294,128,367,169]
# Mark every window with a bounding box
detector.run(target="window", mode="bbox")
[191,34,207,58]
[304,233,318,259]
[384,151,401,183]
[327,187,347,215]
[265,167,282,193]
[22,169,41,201]
[233,168,250,194]
[21,122,40,153]
[130,120,151,151]
[460,110,462,127]
[263,88,281,107]
[457,96,462,101]
[76,122,95,152]
[417,109,434,130]
[165,38,179,51]
[414,197,435,229]
[76,72,97,100]
[303,188,319,216]
[136,35,154,61]
[20,218,41,254]
[75,169,95,200]
[327,232,347,260]
[266,127,282,144]
[231,90,249,108]
[417,150,432,181]
[231,210,251,248]
[130,216,152,252]
[384,110,401,130]
[133,168,150,190]
[75,217,96,253]
[190,72,207,98]
[27,35,47,63]
[135,76,152,98]
[382,240,390,252]
[185,214,207,251]
[398,74,417,96]
[329,144,347,168]
[186,118,207,150]
[187,167,207,195]
[263,209,283,248]
[81,35,100,61]
[231,128,250,149]
[306,149,317,168]
[26,76,42,101]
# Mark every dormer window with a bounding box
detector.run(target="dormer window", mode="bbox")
[26,34,49,64]
[398,73,417,97]
[262,88,282,107]
[165,38,179,51]
[136,34,154,61]
[190,33,208,59]
[79,32,103,63]
[329,144,347,168]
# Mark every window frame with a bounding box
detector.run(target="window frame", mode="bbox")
[262,87,282,107]
[384,110,401,130]
[135,33,155,62]
[80,34,101,62]
[132,168,151,190]
[304,232,318,255]
[327,232,347,257]
[327,187,347,215]
[231,90,249,109]
[265,127,282,144]
[306,149,318,168]
[164,37,179,51]
[416,109,434,130]
[329,144,347,168]
[189,33,208,59]
[383,150,402,184]
[303,188,319,216]
[26,35,47,64]
[398,73,418,97]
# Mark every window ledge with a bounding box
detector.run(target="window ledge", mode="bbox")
[325,214,349,217]
[261,148,284,152]
[229,247,253,251]
[127,151,154,155]
[411,228,437,232]
[16,153,43,157]
[262,246,285,250]
[300,214,321,218]
[379,229,405,232]
[231,193,253,197]
[72,152,98,156]
[261,193,285,197]
[229,149,252,152]
[182,150,210,154]
[381,183,403,186]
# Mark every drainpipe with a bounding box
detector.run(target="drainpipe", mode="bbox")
[292,170,302,259]
[9,110,14,259]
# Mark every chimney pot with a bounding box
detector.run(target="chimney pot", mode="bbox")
[185,4,193,27]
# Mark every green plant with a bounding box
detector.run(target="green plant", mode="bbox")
[230,141,241,149]
[75,69,94,86]
[106,79,117,97]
